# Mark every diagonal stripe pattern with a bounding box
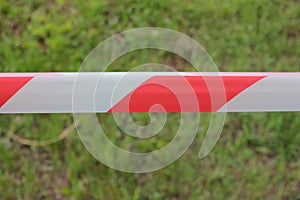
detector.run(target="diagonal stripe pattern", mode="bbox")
[0,72,299,113]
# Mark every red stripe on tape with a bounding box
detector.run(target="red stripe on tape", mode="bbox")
[0,76,33,108]
[110,76,265,112]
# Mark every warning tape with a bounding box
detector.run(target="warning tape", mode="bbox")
[1,72,299,113]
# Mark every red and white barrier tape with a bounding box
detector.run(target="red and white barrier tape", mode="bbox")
[0,72,299,113]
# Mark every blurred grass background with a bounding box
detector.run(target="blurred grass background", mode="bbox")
[0,0,300,199]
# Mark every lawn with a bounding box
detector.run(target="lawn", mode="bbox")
[0,0,300,199]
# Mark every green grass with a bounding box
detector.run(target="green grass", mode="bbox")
[1,0,300,199]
